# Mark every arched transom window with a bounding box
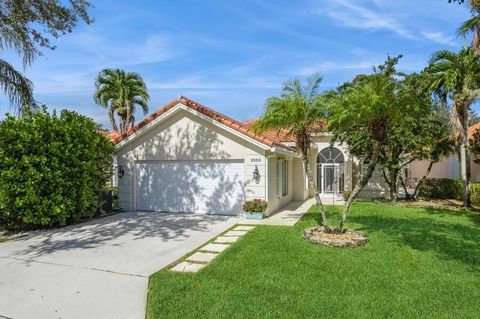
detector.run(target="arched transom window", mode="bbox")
[317,147,344,164]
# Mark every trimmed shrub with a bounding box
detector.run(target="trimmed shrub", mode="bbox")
[0,109,115,229]
[471,183,480,206]
[418,178,463,199]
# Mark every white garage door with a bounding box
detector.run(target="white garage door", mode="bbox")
[135,161,244,215]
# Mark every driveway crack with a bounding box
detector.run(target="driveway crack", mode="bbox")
[0,256,147,278]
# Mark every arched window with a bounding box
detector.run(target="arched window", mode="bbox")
[317,147,344,164]
[317,147,344,194]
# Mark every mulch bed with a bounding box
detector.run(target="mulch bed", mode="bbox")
[304,227,368,247]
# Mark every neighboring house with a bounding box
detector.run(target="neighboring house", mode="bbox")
[110,96,383,216]
[407,123,480,186]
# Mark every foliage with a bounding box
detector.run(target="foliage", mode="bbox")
[243,199,267,213]
[253,73,330,228]
[470,129,480,163]
[426,47,480,207]
[0,108,115,229]
[328,55,423,230]
[0,0,92,114]
[469,109,480,125]
[470,183,480,205]
[418,178,463,199]
[148,202,480,319]
[94,68,150,134]
[377,73,453,201]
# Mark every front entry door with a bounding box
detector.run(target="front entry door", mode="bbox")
[322,164,337,193]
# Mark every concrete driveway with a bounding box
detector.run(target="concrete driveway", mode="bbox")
[0,212,239,319]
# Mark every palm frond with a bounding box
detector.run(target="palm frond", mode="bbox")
[0,58,37,115]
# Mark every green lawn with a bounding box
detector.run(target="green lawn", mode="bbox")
[147,202,480,319]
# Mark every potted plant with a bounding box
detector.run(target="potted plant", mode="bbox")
[243,199,267,220]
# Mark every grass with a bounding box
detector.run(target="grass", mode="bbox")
[147,202,480,319]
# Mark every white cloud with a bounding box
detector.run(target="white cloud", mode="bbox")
[325,0,413,38]
[422,32,457,46]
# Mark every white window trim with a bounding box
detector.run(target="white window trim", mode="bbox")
[277,159,288,197]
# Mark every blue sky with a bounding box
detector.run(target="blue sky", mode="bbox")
[0,0,473,129]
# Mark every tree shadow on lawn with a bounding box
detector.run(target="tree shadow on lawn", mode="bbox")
[349,209,480,269]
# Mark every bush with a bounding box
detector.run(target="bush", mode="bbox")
[243,199,268,213]
[418,178,463,199]
[471,183,480,206]
[0,109,115,229]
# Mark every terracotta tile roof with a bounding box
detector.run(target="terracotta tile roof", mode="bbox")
[108,96,297,152]
[469,123,480,139]
[242,118,329,143]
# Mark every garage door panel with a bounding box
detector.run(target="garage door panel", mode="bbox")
[135,162,244,215]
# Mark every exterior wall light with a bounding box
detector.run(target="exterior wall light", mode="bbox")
[118,165,125,178]
[253,165,261,184]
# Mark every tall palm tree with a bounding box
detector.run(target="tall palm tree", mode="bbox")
[253,73,331,229]
[0,59,36,115]
[427,47,480,207]
[94,69,149,134]
[457,0,480,53]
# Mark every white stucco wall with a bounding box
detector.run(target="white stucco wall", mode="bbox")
[116,108,268,211]
[266,156,294,215]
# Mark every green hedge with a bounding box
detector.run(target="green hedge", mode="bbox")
[418,178,463,199]
[0,109,115,229]
[471,184,480,206]
[418,178,480,206]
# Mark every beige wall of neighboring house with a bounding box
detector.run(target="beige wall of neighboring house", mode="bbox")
[408,155,480,184]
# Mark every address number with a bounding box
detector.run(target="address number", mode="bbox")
[250,158,262,163]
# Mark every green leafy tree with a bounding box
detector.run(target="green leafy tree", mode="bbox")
[0,108,114,229]
[253,73,331,229]
[328,56,421,232]
[94,69,150,134]
[0,0,92,114]
[426,47,480,207]
[377,74,454,201]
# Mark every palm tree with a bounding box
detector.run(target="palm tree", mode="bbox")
[253,73,331,229]
[0,59,36,115]
[94,69,149,134]
[427,47,480,207]
[457,0,480,53]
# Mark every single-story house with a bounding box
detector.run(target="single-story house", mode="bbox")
[110,96,385,216]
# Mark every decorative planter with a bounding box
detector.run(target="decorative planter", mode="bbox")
[244,212,264,220]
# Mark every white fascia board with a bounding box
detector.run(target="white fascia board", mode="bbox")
[115,103,271,152]
[271,147,301,158]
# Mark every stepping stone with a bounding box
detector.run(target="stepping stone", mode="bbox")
[171,261,206,273]
[214,236,239,243]
[186,252,218,264]
[223,230,248,237]
[235,226,255,231]
[200,243,230,253]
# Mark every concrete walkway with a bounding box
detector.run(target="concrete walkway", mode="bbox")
[0,212,239,319]
[171,225,256,273]
[242,198,316,226]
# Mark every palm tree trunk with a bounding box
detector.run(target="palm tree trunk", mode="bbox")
[339,140,382,232]
[413,161,434,200]
[460,131,472,207]
[109,108,119,132]
[302,151,330,230]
